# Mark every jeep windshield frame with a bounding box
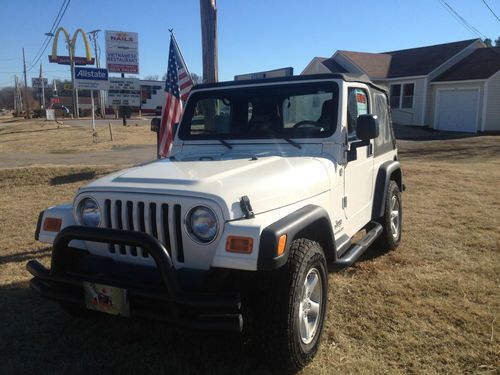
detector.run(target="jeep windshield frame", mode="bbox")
[178,81,339,141]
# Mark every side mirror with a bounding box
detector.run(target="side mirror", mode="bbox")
[356,114,379,140]
[150,118,161,132]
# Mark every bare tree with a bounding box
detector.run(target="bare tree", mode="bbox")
[0,86,15,109]
[144,75,160,81]
[191,73,203,85]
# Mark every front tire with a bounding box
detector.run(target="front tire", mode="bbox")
[254,239,328,371]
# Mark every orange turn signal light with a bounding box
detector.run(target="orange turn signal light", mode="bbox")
[42,217,62,232]
[226,236,253,254]
[277,234,287,256]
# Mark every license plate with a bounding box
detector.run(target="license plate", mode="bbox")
[83,282,130,316]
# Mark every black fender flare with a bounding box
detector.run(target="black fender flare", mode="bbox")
[257,205,336,270]
[372,160,403,219]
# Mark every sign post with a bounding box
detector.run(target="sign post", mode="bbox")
[74,67,109,142]
[48,27,95,118]
[105,31,139,126]
[91,89,96,142]
[32,77,49,110]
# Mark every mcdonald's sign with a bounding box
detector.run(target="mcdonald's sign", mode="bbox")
[48,27,95,65]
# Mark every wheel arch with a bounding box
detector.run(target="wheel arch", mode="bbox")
[257,205,336,270]
[372,160,403,219]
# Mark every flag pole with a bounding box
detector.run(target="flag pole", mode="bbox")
[169,29,192,82]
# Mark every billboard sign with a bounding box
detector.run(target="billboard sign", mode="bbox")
[105,30,139,74]
[49,56,95,65]
[107,77,141,107]
[48,27,95,66]
[74,67,109,90]
[32,78,48,88]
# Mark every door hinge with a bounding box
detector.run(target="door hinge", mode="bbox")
[342,196,348,208]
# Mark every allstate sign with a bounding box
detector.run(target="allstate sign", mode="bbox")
[74,67,109,90]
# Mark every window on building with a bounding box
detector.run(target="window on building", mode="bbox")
[390,83,414,109]
[390,85,401,108]
[402,84,414,108]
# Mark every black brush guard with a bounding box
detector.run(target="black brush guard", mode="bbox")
[26,226,243,332]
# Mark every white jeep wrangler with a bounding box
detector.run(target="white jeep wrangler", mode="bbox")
[28,73,403,370]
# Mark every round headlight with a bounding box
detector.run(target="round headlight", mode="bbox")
[186,206,218,243]
[77,197,101,227]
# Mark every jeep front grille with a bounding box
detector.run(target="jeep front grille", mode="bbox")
[103,199,184,262]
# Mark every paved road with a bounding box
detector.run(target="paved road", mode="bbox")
[1,122,481,169]
[58,118,154,127]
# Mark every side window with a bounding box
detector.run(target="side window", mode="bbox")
[373,92,393,154]
[347,87,368,141]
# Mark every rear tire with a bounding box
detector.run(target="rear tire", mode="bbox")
[375,180,402,251]
[253,239,328,371]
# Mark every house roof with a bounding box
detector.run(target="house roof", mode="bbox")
[336,51,391,78]
[320,58,348,73]
[322,39,481,79]
[433,47,500,81]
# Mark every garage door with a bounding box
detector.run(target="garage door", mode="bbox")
[436,89,479,133]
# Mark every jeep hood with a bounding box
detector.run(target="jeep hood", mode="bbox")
[80,156,330,220]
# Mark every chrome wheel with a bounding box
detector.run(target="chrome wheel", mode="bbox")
[298,268,322,345]
[390,194,401,240]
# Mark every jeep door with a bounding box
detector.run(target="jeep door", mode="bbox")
[342,85,374,235]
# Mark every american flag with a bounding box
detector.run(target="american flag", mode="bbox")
[159,34,194,157]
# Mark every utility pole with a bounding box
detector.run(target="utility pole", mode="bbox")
[15,76,23,115]
[14,75,17,115]
[67,41,79,118]
[88,29,104,118]
[200,0,218,83]
[22,48,31,118]
[40,63,46,109]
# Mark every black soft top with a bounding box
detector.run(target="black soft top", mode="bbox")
[193,73,388,94]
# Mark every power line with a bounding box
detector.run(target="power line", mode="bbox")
[482,0,500,24]
[27,0,68,69]
[27,0,70,70]
[27,0,71,72]
[438,0,487,39]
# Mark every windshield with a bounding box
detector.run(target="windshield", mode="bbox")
[178,82,339,140]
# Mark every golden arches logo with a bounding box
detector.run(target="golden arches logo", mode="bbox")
[49,27,94,65]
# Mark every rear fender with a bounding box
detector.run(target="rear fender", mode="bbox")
[372,161,402,219]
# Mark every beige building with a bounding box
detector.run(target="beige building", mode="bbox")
[302,39,500,133]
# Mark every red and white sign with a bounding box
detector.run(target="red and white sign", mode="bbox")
[105,30,139,74]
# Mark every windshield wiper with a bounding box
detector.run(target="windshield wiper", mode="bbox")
[283,138,302,149]
[218,139,233,149]
[267,130,302,149]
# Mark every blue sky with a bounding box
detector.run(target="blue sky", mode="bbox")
[0,0,499,87]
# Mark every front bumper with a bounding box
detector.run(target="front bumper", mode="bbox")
[27,226,243,332]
